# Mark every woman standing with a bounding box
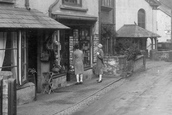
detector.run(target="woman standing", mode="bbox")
[96,44,104,83]
[73,44,84,84]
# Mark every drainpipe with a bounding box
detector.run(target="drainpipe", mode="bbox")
[48,0,60,17]
[98,0,101,44]
[25,0,30,10]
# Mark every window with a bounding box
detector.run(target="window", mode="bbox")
[68,28,91,68]
[138,9,146,29]
[0,31,27,85]
[62,0,82,6]
[101,0,112,7]
[20,31,27,84]
[0,0,15,3]
[0,32,18,83]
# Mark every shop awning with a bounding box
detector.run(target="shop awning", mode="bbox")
[52,11,97,21]
[117,24,160,38]
[0,7,69,29]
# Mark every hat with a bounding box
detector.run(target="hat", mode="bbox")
[98,43,103,48]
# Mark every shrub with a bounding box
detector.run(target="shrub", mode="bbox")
[115,39,141,61]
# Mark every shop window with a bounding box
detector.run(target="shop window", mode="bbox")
[68,28,91,68]
[0,31,27,85]
[62,0,82,6]
[58,28,91,74]
[138,9,146,29]
[0,32,18,83]
[79,29,91,68]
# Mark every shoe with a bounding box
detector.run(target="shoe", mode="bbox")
[97,80,103,83]
[75,82,80,85]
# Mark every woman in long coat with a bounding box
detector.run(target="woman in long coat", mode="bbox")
[96,43,104,83]
[73,44,84,84]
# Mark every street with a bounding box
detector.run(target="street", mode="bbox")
[72,60,172,115]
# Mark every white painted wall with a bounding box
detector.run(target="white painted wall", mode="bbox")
[85,0,99,35]
[156,9,171,42]
[51,0,99,34]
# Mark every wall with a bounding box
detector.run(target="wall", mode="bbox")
[150,50,172,62]
[94,55,146,78]
[157,8,171,42]
[101,9,114,24]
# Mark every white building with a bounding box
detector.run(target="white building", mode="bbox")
[157,3,171,42]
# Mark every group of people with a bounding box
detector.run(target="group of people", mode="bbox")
[72,43,104,84]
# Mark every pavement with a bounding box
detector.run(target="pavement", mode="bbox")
[17,74,125,115]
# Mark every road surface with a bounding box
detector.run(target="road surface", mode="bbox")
[72,61,172,115]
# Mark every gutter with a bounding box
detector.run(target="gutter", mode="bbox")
[98,0,101,43]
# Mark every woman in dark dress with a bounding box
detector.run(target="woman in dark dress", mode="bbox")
[96,44,104,83]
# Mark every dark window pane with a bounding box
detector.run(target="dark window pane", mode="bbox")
[138,9,145,29]
[63,0,82,6]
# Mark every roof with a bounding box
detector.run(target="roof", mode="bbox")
[0,7,69,29]
[52,11,97,21]
[159,0,172,9]
[145,0,161,8]
[158,4,171,17]
[117,24,160,38]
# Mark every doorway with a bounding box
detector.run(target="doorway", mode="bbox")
[28,30,38,91]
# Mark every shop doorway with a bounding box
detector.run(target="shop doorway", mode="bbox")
[28,30,38,91]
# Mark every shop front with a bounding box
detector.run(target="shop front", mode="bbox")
[51,13,97,81]
[0,7,69,105]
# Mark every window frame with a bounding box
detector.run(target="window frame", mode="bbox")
[62,0,82,7]
[20,31,28,85]
[0,31,28,86]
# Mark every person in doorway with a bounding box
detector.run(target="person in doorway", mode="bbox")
[96,43,104,83]
[73,43,84,84]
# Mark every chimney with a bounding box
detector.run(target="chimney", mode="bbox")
[25,0,30,10]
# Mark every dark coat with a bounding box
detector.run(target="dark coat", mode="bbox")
[96,48,104,75]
